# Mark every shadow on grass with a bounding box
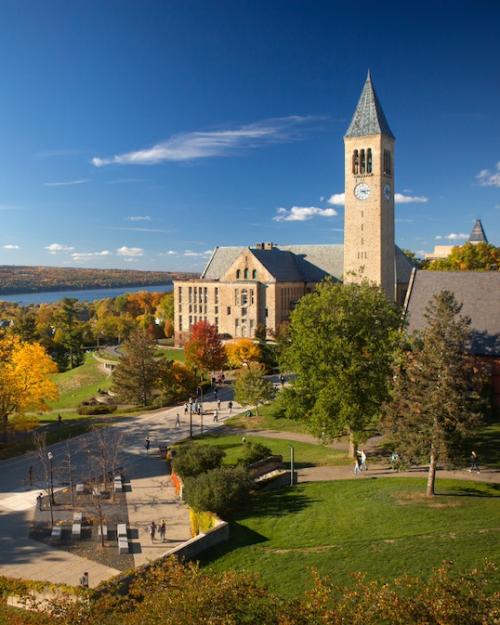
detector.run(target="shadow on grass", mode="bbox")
[235,487,314,521]
[198,523,268,564]
[438,483,500,498]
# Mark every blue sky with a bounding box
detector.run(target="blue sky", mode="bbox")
[0,0,499,272]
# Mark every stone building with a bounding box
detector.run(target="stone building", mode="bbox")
[174,72,413,345]
[425,218,489,261]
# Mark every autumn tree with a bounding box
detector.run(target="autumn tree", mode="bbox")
[0,337,58,440]
[111,328,160,406]
[234,362,273,415]
[281,280,401,453]
[157,360,197,405]
[184,321,226,377]
[225,338,262,368]
[384,290,485,496]
[427,241,499,271]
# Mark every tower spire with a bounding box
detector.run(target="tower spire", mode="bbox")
[345,72,394,139]
[469,219,488,244]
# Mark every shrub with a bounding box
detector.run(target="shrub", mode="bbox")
[172,444,225,479]
[238,441,272,466]
[189,509,217,536]
[77,404,117,415]
[183,465,253,517]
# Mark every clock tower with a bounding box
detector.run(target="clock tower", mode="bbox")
[343,71,395,300]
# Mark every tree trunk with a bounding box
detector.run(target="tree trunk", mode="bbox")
[348,431,356,458]
[426,448,437,497]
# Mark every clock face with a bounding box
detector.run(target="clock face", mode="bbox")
[384,183,392,200]
[354,183,370,201]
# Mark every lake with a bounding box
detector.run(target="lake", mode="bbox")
[0,284,173,305]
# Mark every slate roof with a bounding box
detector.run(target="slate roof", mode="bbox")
[345,71,395,139]
[469,219,488,244]
[201,244,413,285]
[404,270,500,356]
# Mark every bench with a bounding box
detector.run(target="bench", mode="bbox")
[50,526,62,542]
[72,523,81,539]
[117,523,127,539]
[114,477,123,493]
[97,524,108,539]
[118,537,129,554]
[73,511,82,522]
[76,484,85,495]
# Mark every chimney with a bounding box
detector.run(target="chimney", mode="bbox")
[264,242,275,250]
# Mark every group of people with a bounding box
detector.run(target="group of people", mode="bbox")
[149,519,167,542]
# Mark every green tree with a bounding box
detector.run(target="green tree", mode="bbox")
[401,248,424,268]
[111,328,160,406]
[233,362,273,416]
[427,242,499,271]
[53,298,85,368]
[384,290,485,496]
[183,465,252,516]
[155,292,174,324]
[282,280,401,453]
[172,444,225,479]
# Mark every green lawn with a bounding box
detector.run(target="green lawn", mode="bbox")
[176,432,348,467]
[225,400,310,435]
[158,346,186,362]
[200,478,500,597]
[49,353,111,410]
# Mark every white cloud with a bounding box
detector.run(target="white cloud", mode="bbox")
[476,162,500,187]
[159,250,177,256]
[394,193,428,204]
[44,243,75,254]
[126,215,151,221]
[327,193,345,206]
[327,191,428,205]
[273,206,338,222]
[183,250,213,257]
[43,179,90,187]
[91,116,321,167]
[435,233,469,240]
[3,244,20,250]
[116,246,144,257]
[71,250,111,261]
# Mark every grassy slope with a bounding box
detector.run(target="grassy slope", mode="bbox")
[48,353,111,411]
[200,478,500,597]
[177,433,348,467]
[225,401,309,435]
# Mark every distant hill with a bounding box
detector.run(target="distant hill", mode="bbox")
[0,265,197,295]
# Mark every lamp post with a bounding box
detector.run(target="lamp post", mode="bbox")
[189,400,193,439]
[290,446,295,487]
[47,451,55,504]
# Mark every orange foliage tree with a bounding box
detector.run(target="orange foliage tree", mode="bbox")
[0,336,58,439]
[184,321,226,377]
[225,338,261,368]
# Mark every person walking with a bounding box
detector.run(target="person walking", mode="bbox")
[184,403,188,416]
[354,452,362,476]
[469,450,480,472]
[279,374,285,387]
[228,400,233,413]
[360,449,368,471]
[145,437,151,453]
[28,465,33,486]
[213,409,218,423]
[159,520,166,542]
[175,413,181,428]
[80,572,89,588]
[390,451,400,471]
[37,492,43,511]
[217,398,221,410]
[149,520,157,542]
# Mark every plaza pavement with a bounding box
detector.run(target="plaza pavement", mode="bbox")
[0,387,240,587]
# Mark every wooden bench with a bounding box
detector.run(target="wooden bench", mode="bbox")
[50,526,62,542]
[97,524,108,539]
[72,523,81,539]
[73,511,82,523]
[76,484,85,495]
[118,537,129,554]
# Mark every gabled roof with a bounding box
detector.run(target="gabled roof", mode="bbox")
[345,71,395,139]
[201,243,413,285]
[404,270,500,356]
[469,219,488,244]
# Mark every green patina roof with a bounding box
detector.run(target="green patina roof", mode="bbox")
[345,71,395,139]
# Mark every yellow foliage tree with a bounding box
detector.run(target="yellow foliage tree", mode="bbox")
[225,339,262,368]
[0,337,58,439]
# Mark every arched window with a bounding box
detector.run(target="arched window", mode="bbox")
[244,268,249,279]
[252,269,256,280]
[367,148,372,174]
[383,150,392,176]
[360,149,366,174]
[236,269,241,279]
[352,150,359,174]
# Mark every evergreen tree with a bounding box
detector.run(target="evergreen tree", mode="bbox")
[281,280,401,453]
[111,328,160,406]
[384,291,485,496]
